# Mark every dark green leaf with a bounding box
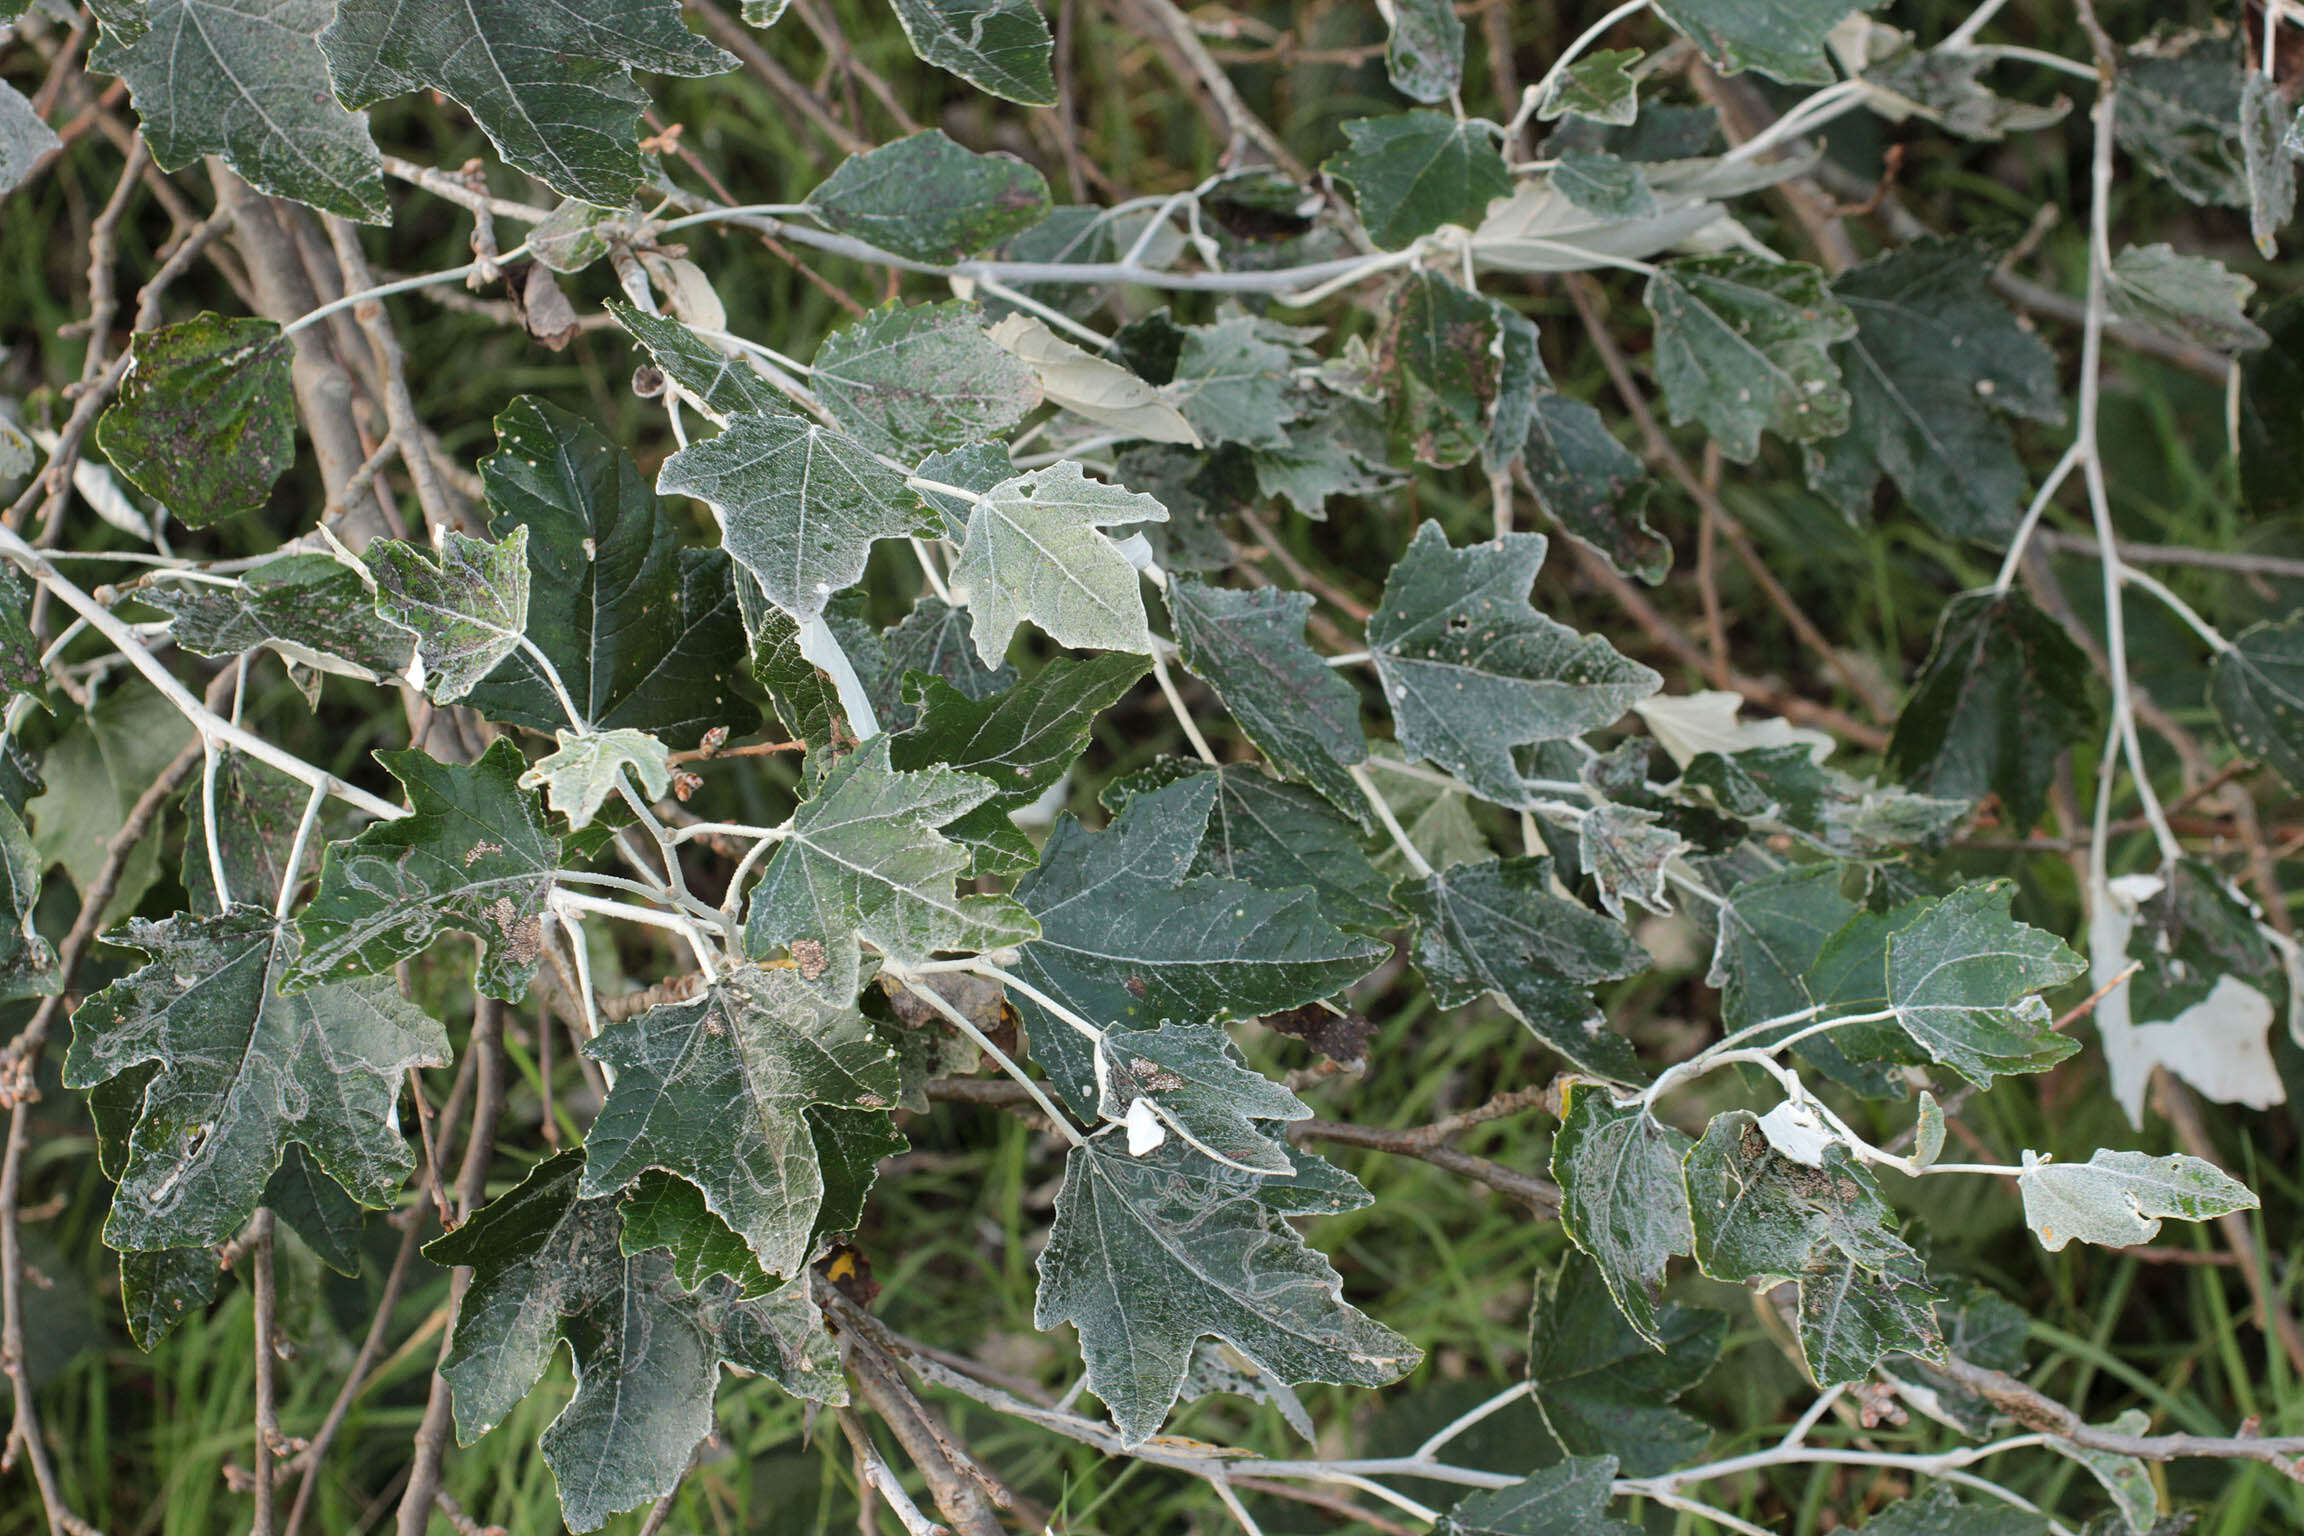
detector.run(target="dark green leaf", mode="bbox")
[94,314,294,525]
[1551,1081,1693,1345]
[0,798,54,1002]
[888,651,1146,815]
[1383,0,1462,104]
[91,0,386,220]
[1106,760,1399,935]
[1167,578,1367,818]
[1651,0,1885,85]
[610,302,786,419]
[0,80,61,196]
[581,963,900,1277]
[1326,113,1512,250]
[2108,242,2270,352]
[1807,241,2064,541]
[319,0,734,206]
[619,1169,778,1297]
[121,1245,225,1350]
[1434,1455,1640,1535]
[1886,589,2092,833]
[1552,151,1656,220]
[888,0,1055,105]
[1369,523,1660,808]
[1857,1487,2049,1535]
[1537,50,1641,126]
[31,681,196,925]
[1097,1019,1308,1173]
[1008,773,1387,1112]
[62,906,447,1251]
[180,749,320,916]
[875,595,1018,729]
[1377,271,1508,468]
[292,738,559,1002]
[1521,395,1668,582]
[1034,1138,1418,1446]
[1645,255,1854,463]
[2211,613,2304,789]
[465,398,756,747]
[1812,880,2084,1087]
[1169,316,1309,450]
[426,1153,843,1532]
[1399,856,1649,1080]
[805,131,1052,262]
[142,555,414,681]
[1528,1256,1720,1476]
[1684,1111,1940,1384]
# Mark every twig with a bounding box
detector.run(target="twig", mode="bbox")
[1925,1354,2304,1476]
[250,1211,280,1536]
[325,217,468,534]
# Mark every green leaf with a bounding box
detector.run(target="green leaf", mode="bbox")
[947,461,1167,664]
[62,906,447,1251]
[657,408,927,625]
[90,0,386,221]
[1169,316,1309,451]
[805,130,1052,262]
[875,594,1018,729]
[1399,856,1650,1080]
[1551,1081,1693,1346]
[31,681,197,926]
[1097,1019,1309,1173]
[466,398,757,748]
[1807,241,2064,542]
[1527,1256,1721,1476]
[1326,112,1512,249]
[0,799,55,1002]
[2016,1149,2258,1252]
[887,651,1147,815]
[2045,1409,2158,1536]
[1537,49,1641,126]
[319,0,734,207]
[1369,523,1660,808]
[121,1245,226,1350]
[142,555,413,681]
[0,80,62,196]
[1383,0,1461,103]
[1681,743,1967,855]
[1008,773,1387,1112]
[0,569,42,705]
[1433,1455,1640,1535]
[811,301,1040,458]
[610,303,786,419]
[1034,1138,1419,1446]
[2114,40,2247,209]
[180,749,322,916]
[2108,242,2270,352]
[1650,0,1884,85]
[1886,589,2093,833]
[1552,151,1657,220]
[1377,271,1511,468]
[292,738,559,1002]
[2211,613,2304,790]
[1166,578,1367,819]
[1521,394,1669,583]
[1683,1112,1941,1385]
[2242,71,2295,259]
[888,0,1056,106]
[1248,386,1401,516]
[366,527,532,705]
[1578,803,1687,922]
[1858,1487,2049,1536]
[580,963,899,1278]
[426,1153,843,1533]
[1814,880,2085,1088]
[808,1105,908,1242]
[742,738,1035,999]
[1645,255,1854,463]
[1708,864,1916,1099]
[261,1142,368,1276]
[618,1170,779,1297]
[1106,760,1400,935]
[94,314,295,525]
[520,729,671,830]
